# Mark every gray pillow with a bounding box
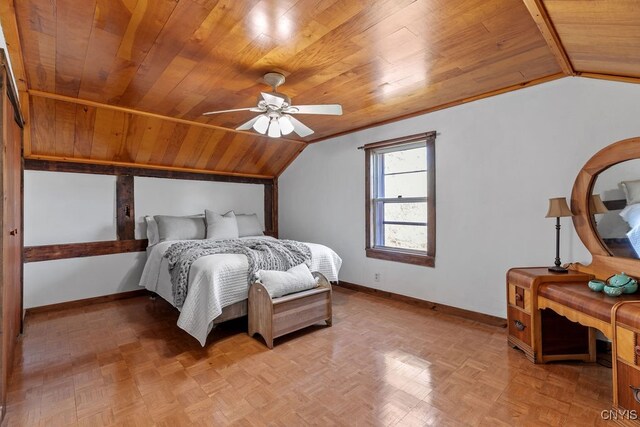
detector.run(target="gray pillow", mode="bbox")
[621,179,640,205]
[205,210,239,240]
[236,213,264,237]
[144,216,160,246]
[154,214,206,242]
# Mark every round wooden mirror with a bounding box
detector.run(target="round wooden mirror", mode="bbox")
[571,136,640,276]
[591,159,640,259]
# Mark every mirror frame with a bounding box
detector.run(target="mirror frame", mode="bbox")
[571,136,640,277]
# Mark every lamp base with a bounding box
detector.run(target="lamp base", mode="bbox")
[548,266,569,274]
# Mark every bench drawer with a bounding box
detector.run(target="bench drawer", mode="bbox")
[617,326,640,367]
[617,361,640,412]
[508,284,530,313]
[508,305,531,347]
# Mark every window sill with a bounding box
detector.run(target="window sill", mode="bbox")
[365,247,435,267]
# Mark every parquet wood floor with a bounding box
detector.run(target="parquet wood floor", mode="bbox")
[4,288,613,426]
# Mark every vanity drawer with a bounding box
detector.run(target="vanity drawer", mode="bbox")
[617,326,640,366]
[508,284,531,312]
[616,361,640,412]
[508,305,531,346]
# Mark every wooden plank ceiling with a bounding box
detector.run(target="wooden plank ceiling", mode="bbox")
[9,0,635,178]
[543,0,640,79]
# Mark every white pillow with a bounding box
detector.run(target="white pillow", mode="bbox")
[236,213,264,237]
[621,179,640,205]
[144,216,159,246]
[620,203,640,229]
[257,264,317,298]
[205,210,239,240]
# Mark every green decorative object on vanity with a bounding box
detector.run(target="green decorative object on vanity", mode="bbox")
[586,273,638,296]
[603,285,624,297]
[588,280,605,292]
[606,272,638,294]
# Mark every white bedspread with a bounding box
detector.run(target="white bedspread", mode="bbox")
[627,225,640,257]
[138,236,341,346]
[621,204,640,257]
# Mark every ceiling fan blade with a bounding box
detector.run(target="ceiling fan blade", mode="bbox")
[261,92,284,108]
[287,104,342,115]
[235,116,262,131]
[287,115,314,137]
[203,107,256,115]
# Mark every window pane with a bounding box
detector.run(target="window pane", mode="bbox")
[384,202,426,223]
[383,171,427,198]
[384,224,427,251]
[383,146,426,174]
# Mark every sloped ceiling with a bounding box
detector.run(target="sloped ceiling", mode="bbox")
[3,0,639,178]
[543,0,640,78]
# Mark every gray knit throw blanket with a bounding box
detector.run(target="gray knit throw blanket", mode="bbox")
[164,238,312,308]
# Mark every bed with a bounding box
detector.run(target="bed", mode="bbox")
[621,203,640,257]
[139,235,342,346]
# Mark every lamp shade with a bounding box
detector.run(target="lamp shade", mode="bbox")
[545,197,573,218]
[589,194,609,214]
[252,115,270,134]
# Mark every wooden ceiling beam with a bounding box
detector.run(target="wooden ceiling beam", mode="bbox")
[23,154,275,180]
[27,90,307,146]
[522,0,575,76]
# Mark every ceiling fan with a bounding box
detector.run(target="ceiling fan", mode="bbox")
[202,72,343,138]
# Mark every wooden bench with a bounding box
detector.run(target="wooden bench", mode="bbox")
[248,271,332,348]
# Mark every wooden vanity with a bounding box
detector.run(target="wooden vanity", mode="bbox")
[507,269,640,417]
[613,302,640,414]
[508,136,640,418]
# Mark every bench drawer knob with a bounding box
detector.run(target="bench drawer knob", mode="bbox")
[514,320,526,331]
[630,385,640,404]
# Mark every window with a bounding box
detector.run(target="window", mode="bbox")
[364,132,435,266]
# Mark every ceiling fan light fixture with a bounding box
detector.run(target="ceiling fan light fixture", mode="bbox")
[253,114,270,134]
[267,118,281,138]
[202,71,342,139]
[279,115,294,135]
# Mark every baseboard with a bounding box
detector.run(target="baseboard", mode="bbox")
[25,289,149,315]
[337,281,507,328]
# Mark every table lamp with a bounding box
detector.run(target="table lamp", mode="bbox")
[545,197,574,273]
[590,194,609,215]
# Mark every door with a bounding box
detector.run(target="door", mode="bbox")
[0,53,24,419]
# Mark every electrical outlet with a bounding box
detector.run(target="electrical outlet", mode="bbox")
[374,273,381,282]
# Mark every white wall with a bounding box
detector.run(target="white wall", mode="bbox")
[24,171,117,245]
[279,77,640,318]
[24,172,264,308]
[134,177,264,239]
[24,253,147,308]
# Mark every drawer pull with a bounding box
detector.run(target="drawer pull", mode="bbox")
[630,385,640,404]
[514,320,526,331]
[514,293,522,301]
[635,346,640,357]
